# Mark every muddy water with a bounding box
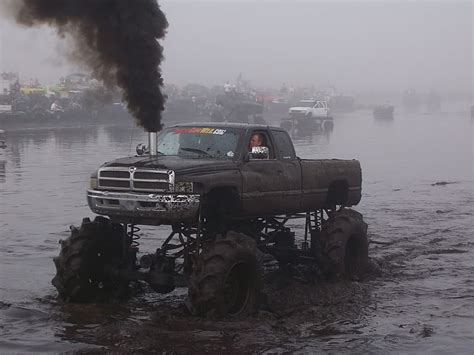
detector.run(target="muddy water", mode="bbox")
[0,106,472,353]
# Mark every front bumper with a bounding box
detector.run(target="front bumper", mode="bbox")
[87,189,200,225]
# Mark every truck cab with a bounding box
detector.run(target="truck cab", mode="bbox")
[87,123,360,226]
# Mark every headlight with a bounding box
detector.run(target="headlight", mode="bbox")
[175,181,193,193]
[90,177,98,189]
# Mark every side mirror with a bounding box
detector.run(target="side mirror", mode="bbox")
[136,143,148,156]
[249,146,269,160]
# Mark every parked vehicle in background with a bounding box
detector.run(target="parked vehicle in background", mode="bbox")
[373,104,394,120]
[289,99,329,118]
[282,99,334,134]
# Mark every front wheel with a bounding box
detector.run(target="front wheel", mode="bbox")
[318,209,369,280]
[52,216,131,302]
[188,231,261,317]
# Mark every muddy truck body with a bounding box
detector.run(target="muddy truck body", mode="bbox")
[53,123,369,317]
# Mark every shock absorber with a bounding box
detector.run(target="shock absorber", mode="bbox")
[128,224,141,248]
[310,210,324,255]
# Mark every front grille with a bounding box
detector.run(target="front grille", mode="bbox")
[133,181,170,191]
[134,171,169,180]
[100,170,130,179]
[98,167,174,192]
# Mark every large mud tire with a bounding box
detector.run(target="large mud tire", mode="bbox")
[52,216,129,302]
[188,231,261,317]
[319,209,368,280]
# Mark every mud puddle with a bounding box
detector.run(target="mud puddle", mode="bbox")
[45,269,379,353]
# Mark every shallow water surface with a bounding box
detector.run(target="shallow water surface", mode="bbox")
[0,107,473,352]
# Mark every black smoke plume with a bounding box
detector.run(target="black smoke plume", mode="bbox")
[13,0,168,132]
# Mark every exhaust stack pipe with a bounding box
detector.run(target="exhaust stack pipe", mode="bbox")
[148,131,157,156]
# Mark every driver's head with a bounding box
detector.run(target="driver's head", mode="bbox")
[249,133,263,149]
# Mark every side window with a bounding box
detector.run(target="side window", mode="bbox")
[271,130,296,160]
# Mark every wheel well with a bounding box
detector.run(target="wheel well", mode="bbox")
[203,186,240,216]
[326,180,349,207]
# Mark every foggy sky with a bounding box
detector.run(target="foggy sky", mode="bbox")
[0,0,472,94]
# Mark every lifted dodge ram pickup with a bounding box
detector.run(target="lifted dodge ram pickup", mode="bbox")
[52,123,368,317]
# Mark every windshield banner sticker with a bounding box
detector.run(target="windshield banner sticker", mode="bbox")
[174,128,227,135]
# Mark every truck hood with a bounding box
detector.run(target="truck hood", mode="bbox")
[102,155,238,175]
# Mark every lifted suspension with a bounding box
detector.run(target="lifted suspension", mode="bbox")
[113,210,333,293]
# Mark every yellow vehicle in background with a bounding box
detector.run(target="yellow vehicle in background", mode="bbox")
[20,86,47,95]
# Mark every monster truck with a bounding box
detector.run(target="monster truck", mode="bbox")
[282,99,334,133]
[52,123,368,317]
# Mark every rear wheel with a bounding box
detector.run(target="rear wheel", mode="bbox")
[52,216,130,302]
[319,209,368,280]
[188,231,261,317]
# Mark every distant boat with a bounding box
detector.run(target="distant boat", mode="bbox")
[373,104,394,120]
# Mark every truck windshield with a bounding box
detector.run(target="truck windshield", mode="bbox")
[157,127,242,159]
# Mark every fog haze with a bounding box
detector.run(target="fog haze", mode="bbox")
[1,0,472,94]
[0,2,474,353]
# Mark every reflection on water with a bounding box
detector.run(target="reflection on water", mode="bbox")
[0,106,473,352]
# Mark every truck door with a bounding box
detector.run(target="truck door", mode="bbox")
[314,101,329,117]
[270,129,302,213]
[240,130,288,215]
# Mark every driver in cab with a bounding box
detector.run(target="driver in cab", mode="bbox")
[248,133,269,159]
[249,133,264,150]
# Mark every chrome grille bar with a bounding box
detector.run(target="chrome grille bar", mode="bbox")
[98,167,175,192]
